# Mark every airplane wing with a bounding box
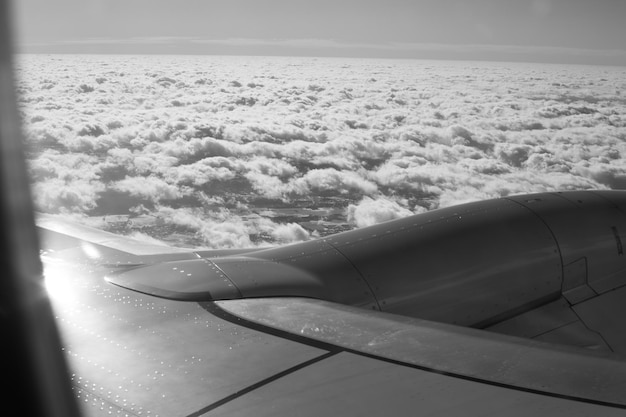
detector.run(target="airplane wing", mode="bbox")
[3,1,626,413]
[37,194,626,416]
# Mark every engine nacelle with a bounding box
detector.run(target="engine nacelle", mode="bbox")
[109,191,626,329]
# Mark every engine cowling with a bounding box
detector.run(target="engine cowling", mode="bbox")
[108,191,626,330]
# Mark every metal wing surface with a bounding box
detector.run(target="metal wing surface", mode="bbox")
[38,210,626,417]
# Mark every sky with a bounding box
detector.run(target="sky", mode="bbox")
[11,0,626,65]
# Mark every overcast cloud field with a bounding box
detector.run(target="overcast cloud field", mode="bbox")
[15,54,626,248]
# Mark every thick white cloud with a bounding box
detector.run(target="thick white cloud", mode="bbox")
[16,55,626,248]
[271,223,310,243]
[347,196,416,228]
[164,158,240,186]
[148,206,308,248]
[149,206,256,248]
[246,157,298,178]
[32,178,104,213]
[245,173,290,200]
[112,176,182,201]
[298,168,378,195]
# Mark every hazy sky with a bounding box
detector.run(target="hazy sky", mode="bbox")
[12,0,626,65]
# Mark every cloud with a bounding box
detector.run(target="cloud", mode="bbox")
[496,143,534,167]
[198,219,254,248]
[126,231,170,247]
[299,168,378,195]
[347,196,415,228]
[577,163,626,190]
[149,206,254,248]
[271,223,310,243]
[164,158,241,186]
[161,137,234,162]
[150,206,299,249]
[32,178,104,213]
[246,157,298,178]
[245,173,290,200]
[112,176,182,202]
[17,54,626,248]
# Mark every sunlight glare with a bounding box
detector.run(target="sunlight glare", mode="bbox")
[43,262,76,304]
[80,242,101,260]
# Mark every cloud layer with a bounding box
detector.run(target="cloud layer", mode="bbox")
[16,55,626,248]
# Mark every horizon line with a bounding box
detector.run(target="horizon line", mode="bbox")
[14,36,626,66]
[15,37,626,67]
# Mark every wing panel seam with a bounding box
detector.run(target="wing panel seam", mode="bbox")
[186,351,339,417]
[323,239,382,311]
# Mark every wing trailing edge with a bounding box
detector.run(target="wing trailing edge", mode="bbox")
[216,297,626,409]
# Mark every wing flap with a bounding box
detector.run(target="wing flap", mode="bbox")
[216,297,626,408]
